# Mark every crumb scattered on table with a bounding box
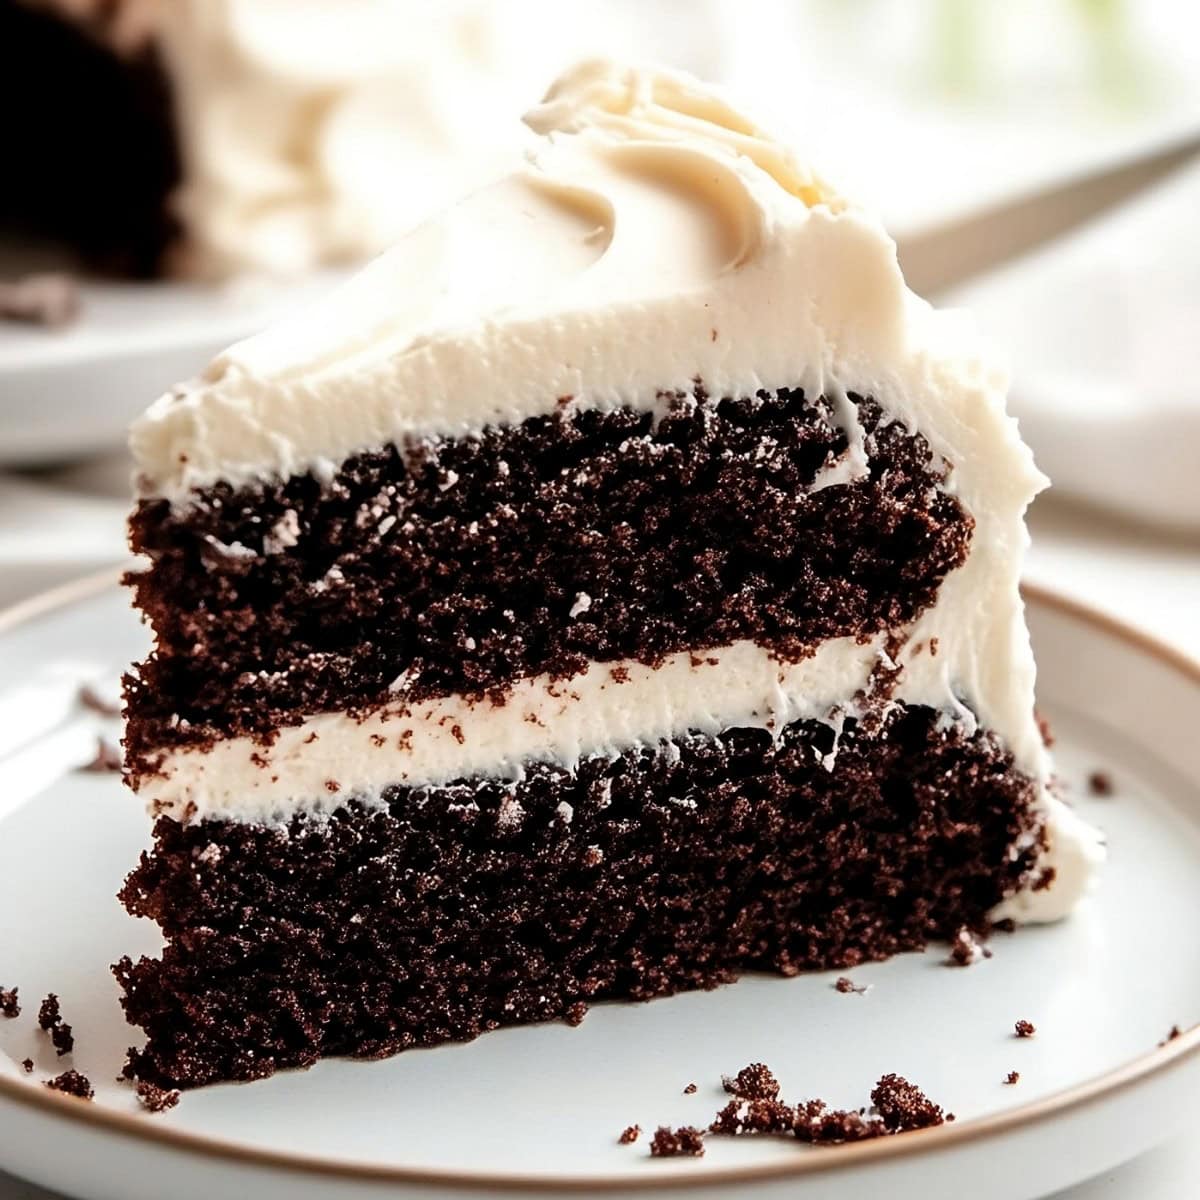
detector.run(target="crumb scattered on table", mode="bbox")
[1160,1026,1182,1047]
[683,1082,697,1094]
[1004,1071,1020,1085]
[1014,1019,1036,1039]
[21,1059,33,1074]
[835,976,867,994]
[1086,771,1113,797]
[618,1124,641,1145]
[0,986,19,1018]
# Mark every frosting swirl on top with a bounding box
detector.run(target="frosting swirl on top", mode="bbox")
[526,58,840,212]
[133,59,923,504]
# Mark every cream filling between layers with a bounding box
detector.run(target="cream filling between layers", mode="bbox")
[142,613,1102,925]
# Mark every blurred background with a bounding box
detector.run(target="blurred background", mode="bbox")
[0,0,1197,635]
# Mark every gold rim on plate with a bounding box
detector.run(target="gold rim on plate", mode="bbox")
[0,569,1197,1192]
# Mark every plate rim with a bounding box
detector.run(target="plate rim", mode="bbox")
[1,569,1198,1194]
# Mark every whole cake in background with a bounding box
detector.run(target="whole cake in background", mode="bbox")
[0,0,670,279]
[116,60,1104,1089]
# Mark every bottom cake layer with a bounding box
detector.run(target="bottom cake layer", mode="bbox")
[116,703,1044,1088]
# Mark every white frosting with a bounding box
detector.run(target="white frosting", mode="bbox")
[130,60,1103,919]
[152,0,600,277]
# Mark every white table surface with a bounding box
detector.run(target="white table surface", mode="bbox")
[0,464,1196,1199]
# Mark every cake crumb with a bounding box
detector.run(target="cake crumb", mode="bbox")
[683,1082,697,1095]
[136,1080,181,1113]
[627,1062,954,1160]
[722,1062,780,1100]
[870,1073,951,1131]
[1160,1026,1182,1047]
[1014,1019,1036,1039]
[1004,1071,1020,1085]
[711,1096,796,1135]
[78,683,120,717]
[78,737,122,773]
[649,1125,705,1158]
[563,1001,588,1027]
[0,986,18,1018]
[119,1047,139,1082]
[618,1124,641,1145]
[947,927,990,966]
[834,976,866,994]
[21,1058,33,1074]
[1087,771,1113,796]
[38,994,74,1056]
[45,1070,93,1100]
[793,1100,886,1144]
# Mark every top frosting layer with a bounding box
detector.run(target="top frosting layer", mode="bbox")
[133,58,957,503]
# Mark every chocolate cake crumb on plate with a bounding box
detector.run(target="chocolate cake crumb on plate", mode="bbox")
[683,1083,697,1095]
[834,976,867,994]
[947,928,992,967]
[1015,1020,1036,1039]
[563,1001,588,1027]
[44,1070,93,1100]
[871,1073,952,1131]
[37,993,74,1055]
[1087,771,1114,797]
[120,1047,139,1082]
[78,682,121,718]
[722,1062,780,1100]
[21,1059,33,1074]
[0,986,18,1018]
[1160,1026,1182,1047]
[77,737,122,774]
[1005,1071,1020,1085]
[643,1063,951,1157]
[136,1080,181,1113]
[618,1125,641,1145]
[649,1126,705,1158]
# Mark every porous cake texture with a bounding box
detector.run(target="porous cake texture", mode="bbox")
[116,60,1103,1088]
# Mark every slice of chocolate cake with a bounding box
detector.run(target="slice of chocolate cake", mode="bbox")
[116,60,1104,1089]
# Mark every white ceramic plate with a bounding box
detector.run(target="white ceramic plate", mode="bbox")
[0,577,1197,1200]
[0,263,347,467]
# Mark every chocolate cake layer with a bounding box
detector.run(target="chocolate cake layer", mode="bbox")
[0,0,180,277]
[125,390,972,770]
[116,702,1039,1088]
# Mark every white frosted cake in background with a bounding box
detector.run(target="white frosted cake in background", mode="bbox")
[114,60,1103,1089]
[0,0,698,278]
